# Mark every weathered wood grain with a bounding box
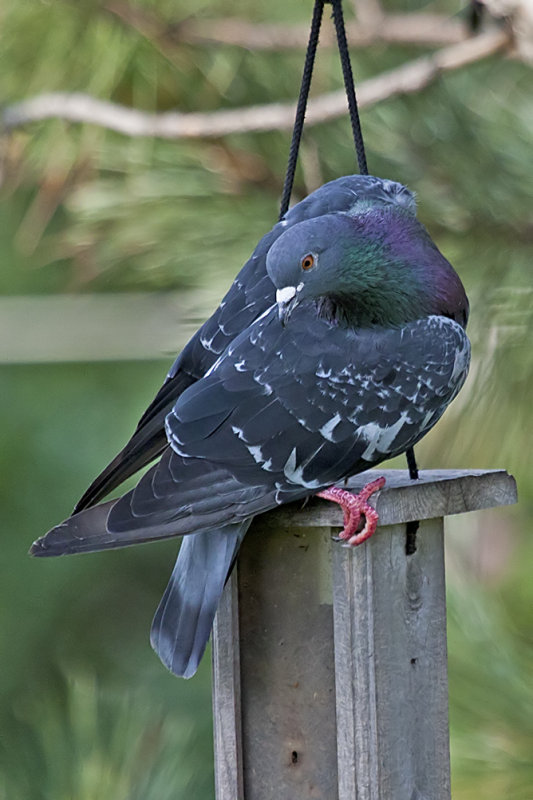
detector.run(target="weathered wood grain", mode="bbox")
[333,520,450,800]
[212,469,517,800]
[237,522,338,800]
[212,573,244,800]
[333,533,380,800]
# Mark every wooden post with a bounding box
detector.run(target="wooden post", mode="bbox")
[212,469,517,800]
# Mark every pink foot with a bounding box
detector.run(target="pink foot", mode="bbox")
[317,477,386,546]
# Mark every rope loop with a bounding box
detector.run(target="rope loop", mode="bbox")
[278,0,418,481]
[279,0,368,220]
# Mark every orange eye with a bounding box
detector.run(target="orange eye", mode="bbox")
[301,253,315,270]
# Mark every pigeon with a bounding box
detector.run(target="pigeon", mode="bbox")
[73,175,416,513]
[32,203,470,679]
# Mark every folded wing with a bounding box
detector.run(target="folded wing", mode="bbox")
[74,176,416,512]
[33,305,469,558]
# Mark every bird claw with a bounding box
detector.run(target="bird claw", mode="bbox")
[317,476,386,547]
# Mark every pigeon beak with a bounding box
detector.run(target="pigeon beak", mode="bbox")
[276,286,299,326]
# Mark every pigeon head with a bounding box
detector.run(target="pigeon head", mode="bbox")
[266,207,469,329]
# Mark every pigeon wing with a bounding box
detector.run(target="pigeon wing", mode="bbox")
[74,176,416,511]
[34,306,469,557]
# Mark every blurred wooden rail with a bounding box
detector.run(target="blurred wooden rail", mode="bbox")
[212,469,517,800]
[0,292,223,363]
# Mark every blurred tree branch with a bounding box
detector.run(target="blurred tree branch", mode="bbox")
[104,2,469,50]
[351,0,385,34]
[2,30,511,140]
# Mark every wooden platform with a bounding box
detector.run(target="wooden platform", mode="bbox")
[212,469,517,800]
[262,468,517,528]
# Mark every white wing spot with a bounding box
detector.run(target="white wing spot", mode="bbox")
[283,447,322,489]
[359,411,410,460]
[200,333,218,352]
[316,365,332,379]
[451,339,470,383]
[319,413,342,442]
[231,426,273,470]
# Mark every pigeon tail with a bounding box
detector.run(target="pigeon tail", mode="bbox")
[150,522,250,679]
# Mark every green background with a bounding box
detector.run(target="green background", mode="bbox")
[1,1,532,797]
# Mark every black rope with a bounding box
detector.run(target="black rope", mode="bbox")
[406,444,419,480]
[279,0,324,220]
[330,0,368,175]
[467,0,485,33]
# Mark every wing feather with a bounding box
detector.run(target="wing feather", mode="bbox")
[74,176,417,512]
[34,305,469,558]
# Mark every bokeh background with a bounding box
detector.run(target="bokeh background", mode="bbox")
[1,1,532,798]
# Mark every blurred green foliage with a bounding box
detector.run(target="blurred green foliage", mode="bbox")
[1,1,532,797]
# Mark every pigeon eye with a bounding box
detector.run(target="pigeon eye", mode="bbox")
[301,253,315,271]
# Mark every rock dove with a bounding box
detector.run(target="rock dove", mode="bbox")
[32,201,470,679]
[73,175,416,512]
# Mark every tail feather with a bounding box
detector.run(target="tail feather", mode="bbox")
[150,522,250,678]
